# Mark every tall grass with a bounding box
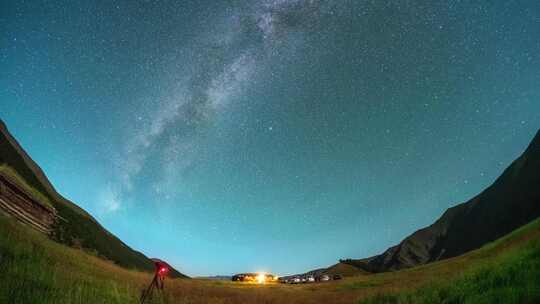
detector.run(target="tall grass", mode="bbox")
[2,213,540,304]
[360,232,540,304]
[0,215,148,304]
[0,215,335,304]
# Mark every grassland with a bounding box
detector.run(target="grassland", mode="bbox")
[358,219,540,304]
[1,214,539,304]
[1,126,159,274]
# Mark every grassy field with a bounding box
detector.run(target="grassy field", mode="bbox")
[358,219,540,304]
[1,127,160,274]
[1,214,539,304]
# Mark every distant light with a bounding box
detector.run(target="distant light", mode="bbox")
[256,272,266,284]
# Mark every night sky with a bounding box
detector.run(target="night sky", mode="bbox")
[1,1,540,276]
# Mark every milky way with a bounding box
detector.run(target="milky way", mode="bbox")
[116,1,333,207]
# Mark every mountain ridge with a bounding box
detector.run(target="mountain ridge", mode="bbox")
[0,119,188,278]
[341,128,540,273]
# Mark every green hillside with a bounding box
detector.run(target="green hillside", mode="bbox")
[0,120,187,278]
[0,214,151,304]
[359,217,540,303]
[1,210,539,304]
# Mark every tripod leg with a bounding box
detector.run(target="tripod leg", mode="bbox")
[140,275,158,304]
[158,276,164,290]
[148,276,158,299]
[148,281,155,300]
[140,285,150,304]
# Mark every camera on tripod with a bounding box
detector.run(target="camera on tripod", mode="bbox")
[140,259,170,304]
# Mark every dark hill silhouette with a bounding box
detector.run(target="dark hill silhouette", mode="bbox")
[343,128,540,272]
[0,119,187,278]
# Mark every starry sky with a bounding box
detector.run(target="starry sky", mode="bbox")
[1,1,540,276]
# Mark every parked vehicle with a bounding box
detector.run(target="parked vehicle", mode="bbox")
[320,274,330,281]
[333,274,343,280]
[307,276,315,283]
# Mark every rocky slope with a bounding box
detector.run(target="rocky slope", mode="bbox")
[343,128,540,272]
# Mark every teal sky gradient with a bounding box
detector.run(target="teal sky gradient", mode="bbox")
[2,1,540,276]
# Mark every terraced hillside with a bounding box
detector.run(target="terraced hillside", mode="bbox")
[0,119,187,278]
